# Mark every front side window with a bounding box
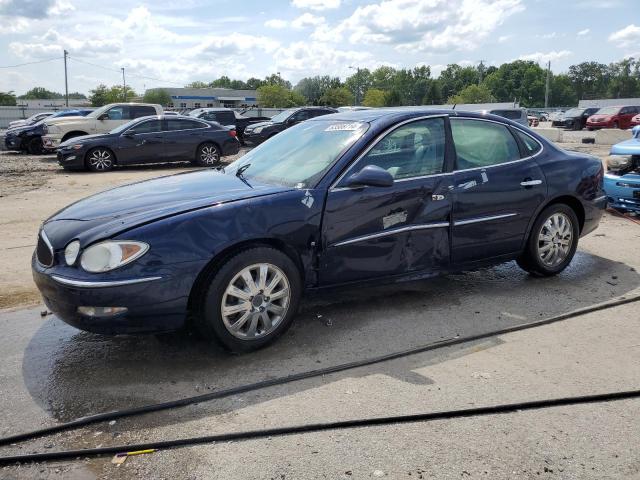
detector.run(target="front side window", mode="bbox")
[347,117,446,181]
[127,120,163,134]
[105,106,129,120]
[451,119,520,170]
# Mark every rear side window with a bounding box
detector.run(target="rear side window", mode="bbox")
[201,112,234,124]
[167,119,207,131]
[127,120,162,134]
[514,130,542,156]
[131,106,157,118]
[451,119,520,170]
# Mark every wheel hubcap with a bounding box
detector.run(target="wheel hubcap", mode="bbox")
[537,212,573,267]
[221,263,290,339]
[89,150,112,170]
[201,145,219,164]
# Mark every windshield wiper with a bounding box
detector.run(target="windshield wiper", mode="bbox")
[235,163,252,188]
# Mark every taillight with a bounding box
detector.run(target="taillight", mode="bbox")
[229,130,237,137]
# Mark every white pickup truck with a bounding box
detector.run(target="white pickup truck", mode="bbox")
[42,103,162,149]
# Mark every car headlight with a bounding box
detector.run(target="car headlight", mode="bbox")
[64,240,81,265]
[253,126,264,134]
[80,241,149,273]
[72,144,84,150]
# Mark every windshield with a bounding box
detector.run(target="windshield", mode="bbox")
[86,104,111,118]
[269,109,296,123]
[564,108,583,116]
[225,120,369,188]
[596,106,620,115]
[109,118,140,134]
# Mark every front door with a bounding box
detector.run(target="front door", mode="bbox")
[320,116,453,285]
[95,105,131,133]
[116,119,165,165]
[449,118,547,264]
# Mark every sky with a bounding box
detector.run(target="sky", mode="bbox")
[0,0,639,96]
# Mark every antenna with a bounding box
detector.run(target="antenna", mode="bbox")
[452,103,457,110]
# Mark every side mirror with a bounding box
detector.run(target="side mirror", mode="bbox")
[345,165,394,188]
[98,113,109,120]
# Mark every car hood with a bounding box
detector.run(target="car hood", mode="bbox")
[42,170,294,248]
[59,132,113,147]
[246,121,275,129]
[610,136,640,156]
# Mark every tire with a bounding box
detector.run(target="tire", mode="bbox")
[85,147,115,172]
[195,247,301,353]
[613,121,619,129]
[195,142,221,167]
[517,204,580,277]
[27,138,43,155]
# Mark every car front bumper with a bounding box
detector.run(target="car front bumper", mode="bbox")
[42,135,63,149]
[586,121,613,129]
[604,173,640,212]
[4,135,22,150]
[32,255,190,334]
[242,131,270,145]
[56,146,88,168]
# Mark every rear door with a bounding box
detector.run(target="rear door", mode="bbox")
[320,116,453,285]
[450,118,547,264]
[164,118,209,160]
[116,119,165,165]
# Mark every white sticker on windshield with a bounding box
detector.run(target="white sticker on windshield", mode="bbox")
[325,123,362,132]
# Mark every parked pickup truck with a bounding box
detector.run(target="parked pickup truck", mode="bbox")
[187,107,271,143]
[42,103,162,149]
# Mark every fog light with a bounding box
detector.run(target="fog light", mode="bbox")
[77,306,128,317]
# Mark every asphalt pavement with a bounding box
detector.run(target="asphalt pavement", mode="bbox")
[0,212,639,479]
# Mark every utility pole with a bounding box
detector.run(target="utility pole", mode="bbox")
[121,67,127,101]
[63,50,69,107]
[544,60,551,109]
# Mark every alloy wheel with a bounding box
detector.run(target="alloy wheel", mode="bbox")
[200,145,220,165]
[88,149,113,170]
[537,212,573,267]
[220,263,291,340]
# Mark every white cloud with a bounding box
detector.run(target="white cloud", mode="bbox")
[608,24,640,48]
[264,18,288,29]
[291,0,340,10]
[0,0,73,18]
[518,50,572,64]
[291,12,325,29]
[539,32,557,39]
[498,34,513,43]
[328,0,524,52]
[190,33,280,57]
[274,41,371,77]
[577,28,590,36]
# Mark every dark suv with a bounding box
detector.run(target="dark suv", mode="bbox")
[552,107,600,130]
[243,107,337,144]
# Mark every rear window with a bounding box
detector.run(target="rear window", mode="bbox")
[131,106,157,118]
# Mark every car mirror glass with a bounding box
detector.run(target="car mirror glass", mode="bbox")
[345,165,394,188]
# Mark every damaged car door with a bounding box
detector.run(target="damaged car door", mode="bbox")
[320,116,453,284]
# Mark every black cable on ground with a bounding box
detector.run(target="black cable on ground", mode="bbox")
[1,294,639,449]
[1,389,639,466]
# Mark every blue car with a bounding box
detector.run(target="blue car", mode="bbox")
[605,126,640,213]
[32,109,606,352]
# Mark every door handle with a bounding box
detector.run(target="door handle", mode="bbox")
[432,194,446,201]
[520,179,542,187]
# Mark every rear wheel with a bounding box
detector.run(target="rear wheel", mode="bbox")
[85,147,114,172]
[517,204,579,277]
[613,121,620,129]
[195,247,301,353]
[195,142,220,167]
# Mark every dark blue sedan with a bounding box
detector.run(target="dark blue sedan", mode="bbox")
[32,109,606,352]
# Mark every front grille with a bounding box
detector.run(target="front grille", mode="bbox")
[37,230,54,267]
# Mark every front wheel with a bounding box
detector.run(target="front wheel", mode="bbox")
[196,247,301,352]
[27,138,44,155]
[517,204,580,277]
[85,148,114,172]
[195,142,220,167]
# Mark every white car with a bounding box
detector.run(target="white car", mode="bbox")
[42,103,162,149]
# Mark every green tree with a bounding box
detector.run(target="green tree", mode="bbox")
[0,91,16,106]
[68,92,87,99]
[18,87,63,99]
[263,74,292,90]
[295,75,341,105]
[344,68,373,105]
[245,77,265,90]
[606,58,640,98]
[89,84,110,106]
[105,85,137,103]
[549,74,577,106]
[447,84,494,104]
[185,81,209,88]
[257,84,304,107]
[143,89,172,106]
[483,60,546,107]
[319,86,354,107]
[567,61,609,100]
[362,88,386,107]
[437,65,480,101]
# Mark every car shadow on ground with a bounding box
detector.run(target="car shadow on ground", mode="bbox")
[19,252,640,436]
